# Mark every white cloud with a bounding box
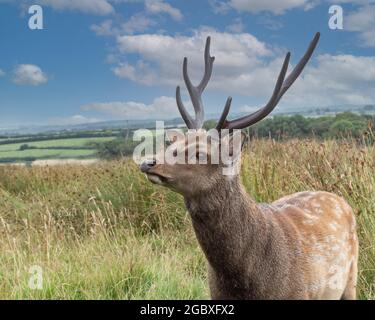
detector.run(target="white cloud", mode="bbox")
[82,96,184,120]
[38,0,114,15]
[49,114,100,125]
[91,20,115,36]
[6,0,113,15]
[112,61,157,85]
[346,5,375,47]
[89,1,183,41]
[145,0,183,21]
[258,15,284,30]
[12,64,48,86]
[282,54,375,107]
[111,30,375,108]
[114,30,273,89]
[212,0,375,15]
[91,14,156,36]
[228,0,314,15]
[226,17,245,33]
[238,105,260,113]
[0,69,5,77]
[122,13,156,33]
[209,0,231,14]
[333,0,375,4]
[17,0,182,19]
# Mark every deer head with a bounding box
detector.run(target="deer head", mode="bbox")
[140,34,320,197]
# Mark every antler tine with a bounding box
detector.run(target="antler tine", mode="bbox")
[276,32,320,104]
[218,32,320,130]
[175,36,215,129]
[215,97,232,131]
[198,36,215,92]
[176,86,195,128]
[223,52,290,130]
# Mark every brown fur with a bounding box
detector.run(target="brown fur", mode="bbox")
[141,133,358,300]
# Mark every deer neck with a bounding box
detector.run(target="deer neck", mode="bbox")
[184,176,266,275]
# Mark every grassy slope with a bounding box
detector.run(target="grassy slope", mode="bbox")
[0,137,115,160]
[0,138,374,299]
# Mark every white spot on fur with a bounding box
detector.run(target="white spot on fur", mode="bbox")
[313,242,325,252]
[328,265,346,290]
[311,200,324,214]
[333,204,344,218]
[309,254,326,264]
[329,221,340,231]
[306,280,323,293]
[325,235,336,243]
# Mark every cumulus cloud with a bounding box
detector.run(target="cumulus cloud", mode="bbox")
[145,0,183,21]
[111,30,375,108]
[287,54,375,106]
[114,30,272,90]
[12,64,48,86]
[82,96,185,120]
[346,4,375,47]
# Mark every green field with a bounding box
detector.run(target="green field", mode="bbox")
[0,136,116,162]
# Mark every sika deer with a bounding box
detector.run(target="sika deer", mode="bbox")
[140,34,358,299]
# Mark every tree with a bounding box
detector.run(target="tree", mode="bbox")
[19,144,29,151]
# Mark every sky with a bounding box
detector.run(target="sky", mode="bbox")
[0,0,374,128]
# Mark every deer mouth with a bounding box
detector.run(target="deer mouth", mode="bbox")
[146,173,170,185]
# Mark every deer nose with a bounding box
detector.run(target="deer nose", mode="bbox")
[140,159,156,173]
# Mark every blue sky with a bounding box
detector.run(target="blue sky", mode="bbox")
[0,0,374,128]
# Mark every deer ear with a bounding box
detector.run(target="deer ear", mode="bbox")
[220,130,246,164]
[228,131,247,159]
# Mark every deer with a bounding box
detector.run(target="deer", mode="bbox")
[139,34,358,300]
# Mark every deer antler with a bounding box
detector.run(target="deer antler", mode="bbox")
[176,36,215,129]
[216,32,320,130]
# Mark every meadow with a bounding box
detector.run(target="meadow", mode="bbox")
[0,136,115,162]
[0,138,374,299]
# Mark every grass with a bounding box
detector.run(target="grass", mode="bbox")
[0,138,374,299]
[0,149,97,159]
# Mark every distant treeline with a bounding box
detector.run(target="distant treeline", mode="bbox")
[205,112,375,139]
[95,112,375,159]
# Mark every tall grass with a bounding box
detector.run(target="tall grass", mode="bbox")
[0,138,374,299]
